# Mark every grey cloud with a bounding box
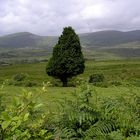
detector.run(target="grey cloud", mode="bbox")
[0,0,140,35]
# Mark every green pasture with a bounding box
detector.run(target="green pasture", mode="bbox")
[0,59,140,139]
[0,59,140,104]
[1,84,140,115]
[0,59,140,86]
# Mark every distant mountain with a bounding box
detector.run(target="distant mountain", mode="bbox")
[0,30,140,61]
[80,30,140,47]
[1,30,140,48]
[0,32,41,48]
[0,32,57,49]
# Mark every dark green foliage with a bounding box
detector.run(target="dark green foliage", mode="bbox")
[89,74,105,85]
[46,27,85,86]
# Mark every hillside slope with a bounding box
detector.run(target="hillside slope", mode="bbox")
[80,30,140,47]
[0,30,140,61]
[0,30,140,48]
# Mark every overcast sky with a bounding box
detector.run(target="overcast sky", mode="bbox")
[0,0,140,36]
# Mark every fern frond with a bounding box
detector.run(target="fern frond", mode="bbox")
[85,121,114,139]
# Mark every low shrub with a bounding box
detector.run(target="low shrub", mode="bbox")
[49,78,62,87]
[6,73,38,87]
[12,73,27,82]
[24,81,38,87]
[89,74,105,86]
[68,77,86,87]
[0,87,52,139]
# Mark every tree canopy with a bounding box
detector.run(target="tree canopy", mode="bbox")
[46,26,85,86]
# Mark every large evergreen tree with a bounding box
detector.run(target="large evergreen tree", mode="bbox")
[46,26,85,87]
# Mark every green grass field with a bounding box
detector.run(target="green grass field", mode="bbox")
[0,59,140,99]
[0,59,140,85]
[0,59,140,139]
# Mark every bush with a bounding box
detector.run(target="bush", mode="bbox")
[68,77,86,87]
[89,74,105,85]
[24,81,37,87]
[0,87,52,139]
[7,73,38,87]
[49,78,62,87]
[12,73,27,82]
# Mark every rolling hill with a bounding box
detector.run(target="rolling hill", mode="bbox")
[0,32,57,49]
[1,30,140,48]
[80,30,140,47]
[0,30,140,62]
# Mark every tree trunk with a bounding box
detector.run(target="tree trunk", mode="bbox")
[61,77,68,87]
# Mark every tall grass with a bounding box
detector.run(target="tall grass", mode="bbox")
[1,84,139,139]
